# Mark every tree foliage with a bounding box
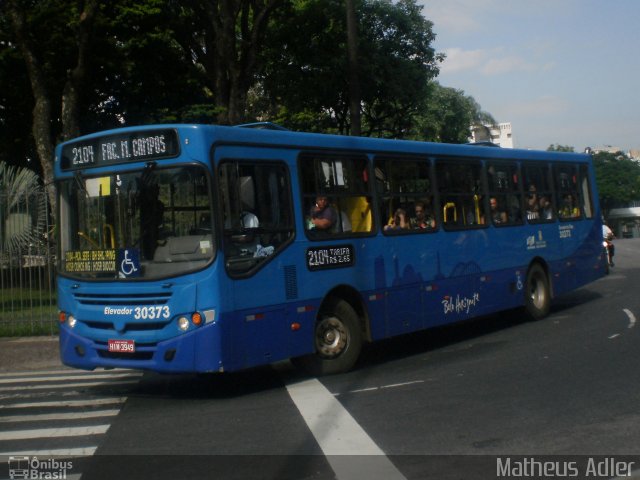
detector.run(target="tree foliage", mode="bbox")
[547,144,575,152]
[593,151,640,213]
[1,0,497,194]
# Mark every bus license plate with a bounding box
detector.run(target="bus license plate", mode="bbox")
[108,339,135,353]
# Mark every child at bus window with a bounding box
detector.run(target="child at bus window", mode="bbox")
[385,208,409,231]
[411,200,436,229]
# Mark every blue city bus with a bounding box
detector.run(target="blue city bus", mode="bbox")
[56,124,606,374]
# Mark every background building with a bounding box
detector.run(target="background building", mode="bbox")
[469,122,514,148]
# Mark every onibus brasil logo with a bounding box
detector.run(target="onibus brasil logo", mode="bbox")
[8,456,73,479]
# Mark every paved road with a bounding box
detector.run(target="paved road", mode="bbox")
[2,239,640,479]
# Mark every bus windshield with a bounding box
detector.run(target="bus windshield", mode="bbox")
[58,164,214,280]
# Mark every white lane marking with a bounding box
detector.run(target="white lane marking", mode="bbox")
[0,397,127,409]
[0,424,110,441]
[0,372,142,384]
[0,447,97,457]
[623,308,636,329]
[609,334,621,339]
[0,379,139,392]
[336,380,424,396]
[0,409,120,423]
[286,378,407,480]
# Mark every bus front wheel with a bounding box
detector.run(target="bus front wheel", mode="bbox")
[294,298,362,376]
[524,264,550,320]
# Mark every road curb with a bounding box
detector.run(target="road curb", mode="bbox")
[0,335,63,373]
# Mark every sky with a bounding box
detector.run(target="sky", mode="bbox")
[418,0,640,151]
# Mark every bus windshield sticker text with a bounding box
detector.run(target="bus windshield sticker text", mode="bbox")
[65,250,116,273]
[306,245,355,271]
[442,293,480,315]
[61,129,179,170]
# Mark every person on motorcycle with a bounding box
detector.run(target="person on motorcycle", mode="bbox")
[602,222,615,266]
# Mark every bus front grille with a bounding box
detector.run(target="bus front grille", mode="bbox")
[73,292,172,306]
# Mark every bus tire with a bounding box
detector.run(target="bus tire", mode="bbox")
[294,298,362,376]
[524,264,550,320]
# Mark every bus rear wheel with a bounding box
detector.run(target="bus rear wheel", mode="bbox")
[294,298,362,376]
[524,264,550,320]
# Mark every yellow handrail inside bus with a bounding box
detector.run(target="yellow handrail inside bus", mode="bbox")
[474,195,480,223]
[77,231,100,249]
[443,202,457,223]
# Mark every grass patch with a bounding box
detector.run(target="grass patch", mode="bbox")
[0,288,58,337]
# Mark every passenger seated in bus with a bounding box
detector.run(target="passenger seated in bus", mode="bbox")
[384,208,409,231]
[489,197,507,224]
[309,195,337,231]
[411,201,435,229]
[539,196,554,220]
[559,194,580,218]
[526,185,540,220]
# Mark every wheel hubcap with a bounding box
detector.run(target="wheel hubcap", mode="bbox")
[316,316,348,358]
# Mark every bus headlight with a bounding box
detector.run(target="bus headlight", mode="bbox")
[178,316,190,331]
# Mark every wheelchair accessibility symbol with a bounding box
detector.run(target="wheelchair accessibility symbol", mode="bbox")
[117,249,140,278]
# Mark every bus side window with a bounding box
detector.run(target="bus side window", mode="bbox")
[375,156,434,234]
[553,164,582,220]
[579,165,594,218]
[523,163,555,223]
[487,162,523,226]
[300,154,373,238]
[436,160,485,230]
[219,161,294,275]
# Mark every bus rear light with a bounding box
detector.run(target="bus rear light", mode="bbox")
[59,311,66,323]
[192,312,203,326]
[67,315,77,328]
[290,322,301,331]
[296,305,314,313]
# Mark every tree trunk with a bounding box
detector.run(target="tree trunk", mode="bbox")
[206,0,283,125]
[7,0,56,211]
[346,0,361,136]
[61,0,99,140]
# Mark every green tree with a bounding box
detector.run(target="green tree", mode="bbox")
[547,144,575,152]
[0,162,47,253]
[5,0,100,211]
[593,151,640,215]
[415,82,494,143]
[261,0,443,136]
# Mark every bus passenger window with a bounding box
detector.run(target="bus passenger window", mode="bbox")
[523,163,555,223]
[487,162,523,226]
[553,164,582,220]
[300,154,373,238]
[375,156,435,235]
[436,160,485,230]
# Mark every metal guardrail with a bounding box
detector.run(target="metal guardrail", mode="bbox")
[0,191,57,336]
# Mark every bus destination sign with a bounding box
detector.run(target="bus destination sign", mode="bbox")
[60,129,179,170]
[306,245,355,271]
[65,249,117,273]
